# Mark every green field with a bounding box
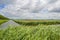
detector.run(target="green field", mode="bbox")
[0,20,60,40]
[14,20,60,26]
[0,20,8,25]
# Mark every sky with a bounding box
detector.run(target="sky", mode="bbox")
[0,0,60,19]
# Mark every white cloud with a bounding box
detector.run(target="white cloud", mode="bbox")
[47,0,60,11]
[0,0,60,19]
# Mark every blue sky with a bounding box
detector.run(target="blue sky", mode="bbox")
[0,0,60,19]
[0,4,5,9]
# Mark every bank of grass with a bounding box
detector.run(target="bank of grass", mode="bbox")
[0,20,8,25]
[14,20,60,26]
[0,25,60,40]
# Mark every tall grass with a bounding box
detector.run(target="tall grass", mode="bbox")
[0,20,60,40]
[0,25,60,40]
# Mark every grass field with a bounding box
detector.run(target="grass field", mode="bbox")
[0,20,8,25]
[0,20,60,40]
[14,20,60,26]
[0,25,60,40]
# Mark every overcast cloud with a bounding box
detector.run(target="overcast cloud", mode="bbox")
[0,0,60,19]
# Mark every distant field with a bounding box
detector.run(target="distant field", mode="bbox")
[0,25,60,40]
[14,20,60,26]
[0,20,8,25]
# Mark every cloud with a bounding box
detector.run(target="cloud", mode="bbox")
[0,0,60,19]
[0,0,15,5]
[50,8,60,13]
[47,0,60,11]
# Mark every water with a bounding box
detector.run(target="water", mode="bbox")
[0,20,20,29]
